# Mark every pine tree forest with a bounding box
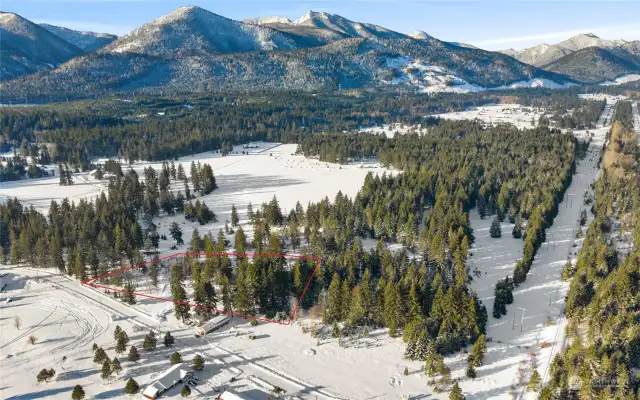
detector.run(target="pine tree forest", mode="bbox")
[0,94,581,363]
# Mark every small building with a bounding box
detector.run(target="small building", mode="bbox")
[198,314,230,336]
[142,363,191,399]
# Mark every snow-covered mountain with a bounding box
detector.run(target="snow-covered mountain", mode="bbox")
[544,46,640,83]
[244,16,293,25]
[100,6,306,57]
[39,24,117,52]
[501,33,628,67]
[408,30,432,40]
[293,10,406,40]
[0,6,576,99]
[556,33,626,51]
[0,12,84,81]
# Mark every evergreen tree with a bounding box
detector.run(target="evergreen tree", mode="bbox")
[128,345,140,362]
[193,281,217,321]
[36,368,56,383]
[181,385,191,397]
[220,275,233,312]
[122,281,137,304]
[143,332,157,351]
[466,363,476,379]
[190,161,201,193]
[347,286,365,327]
[177,164,186,180]
[326,273,343,323]
[231,204,239,227]
[150,261,158,289]
[449,381,465,400]
[247,203,254,222]
[124,378,139,394]
[169,222,184,245]
[71,385,85,400]
[234,265,252,315]
[424,340,439,377]
[93,347,107,364]
[111,357,122,375]
[470,334,487,367]
[74,248,86,281]
[490,217,502,238]
[193,354,205,371]
[114,325,122,340]
[512,216,523,238]
[115,334,127,354]
[527,370,541,391]
[100,360,112,381]
[163,332,175,348]
[170,351,182,364]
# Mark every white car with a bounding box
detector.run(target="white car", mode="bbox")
[5,297,12,303]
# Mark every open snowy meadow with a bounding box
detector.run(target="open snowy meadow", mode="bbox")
[0,142,389,257]
[433,104,547,130]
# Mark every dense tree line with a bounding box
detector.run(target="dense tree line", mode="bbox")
[541,108,640,399]
[612,100,634,127]
[0,91,589,167]
[0,156,49,181]
[550,100,606,129]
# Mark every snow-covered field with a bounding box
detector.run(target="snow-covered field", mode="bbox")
[599,73,640,86]
[381,56,575,93]
[359,123,427,138]
[0,142,389,257]
[577,93,628,103]
[0,266,326,400]
[434,104,546,129]
[1,264,428,400]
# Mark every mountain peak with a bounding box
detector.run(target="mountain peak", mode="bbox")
[0,11,84,80]
[100,5,300,57]
[409,30,432,40]
[296,10,335,24]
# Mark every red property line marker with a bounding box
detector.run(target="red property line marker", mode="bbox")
[81,252,321,326]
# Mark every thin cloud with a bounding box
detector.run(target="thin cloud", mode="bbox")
[473,24,640,49]
[34,19,132,35]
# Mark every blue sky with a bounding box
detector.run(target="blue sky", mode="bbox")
[4,0,640,50]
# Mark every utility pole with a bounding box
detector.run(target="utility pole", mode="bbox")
[516,307,527,332]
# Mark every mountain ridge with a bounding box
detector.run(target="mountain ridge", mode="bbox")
[39,23,117,52]
[0,12,85,81]
[0,6,576,97]
[501,33,630,67]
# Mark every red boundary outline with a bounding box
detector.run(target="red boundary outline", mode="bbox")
[81,252,321,326]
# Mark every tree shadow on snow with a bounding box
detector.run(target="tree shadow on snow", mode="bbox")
[56,368,96,381]
[7,387,73,400]
[94,388,124,399]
